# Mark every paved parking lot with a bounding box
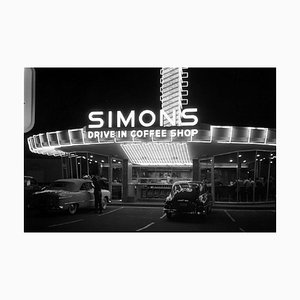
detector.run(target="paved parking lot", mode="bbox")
[24,205,276,232]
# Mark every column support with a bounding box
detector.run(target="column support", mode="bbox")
[108,155,113,196]
[122,159,128,202]
[192,158,200,181]
[211,157,215,203]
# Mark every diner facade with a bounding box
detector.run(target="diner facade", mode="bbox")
[26,67,276,203]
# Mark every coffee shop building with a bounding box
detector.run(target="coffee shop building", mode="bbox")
[27,68,276,203]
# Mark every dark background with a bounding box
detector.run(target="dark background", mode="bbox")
[29,68,276,135]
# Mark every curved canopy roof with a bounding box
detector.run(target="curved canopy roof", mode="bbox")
[27,124,276,165]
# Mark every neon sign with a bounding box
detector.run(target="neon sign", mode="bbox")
[88,108,198,129]
[87,128,199,140]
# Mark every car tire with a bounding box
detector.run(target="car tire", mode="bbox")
[102,197,108,210]
[68,203,78,215]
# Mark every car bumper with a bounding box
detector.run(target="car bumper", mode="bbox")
[31,202,67,212]
[164,202,211,215]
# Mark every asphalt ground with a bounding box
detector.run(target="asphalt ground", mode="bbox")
[24,205,276,232]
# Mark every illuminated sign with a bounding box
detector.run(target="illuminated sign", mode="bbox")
[26,66,276,161]
[160,67,189,126]
[88,108,198,129]
[87,128,199,140]
[121,142,192,166]
[27,125,276,157]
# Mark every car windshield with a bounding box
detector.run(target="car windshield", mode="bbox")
[173,183,200,193]
[49,181,77,192]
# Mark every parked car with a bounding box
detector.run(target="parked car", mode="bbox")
[24,176,41,208]
[31,178,111,215]
[163,181,213,219]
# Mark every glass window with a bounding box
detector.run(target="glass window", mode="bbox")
[49,181,77,192]
[112,167,122,183]
[80,183,88,190]
[213,153,238,201]
[268,151,276,201]
[212,150,276,203]
[200,158,212,184]
[238,151,256,202]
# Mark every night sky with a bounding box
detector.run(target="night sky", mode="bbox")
[30,67,276,134]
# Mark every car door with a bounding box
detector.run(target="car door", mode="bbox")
[80,182,95,208]
[79,182,93,208]
[86,182,95,208]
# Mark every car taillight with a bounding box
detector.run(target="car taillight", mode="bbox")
[199,194,207,203]
[166,195,172,202]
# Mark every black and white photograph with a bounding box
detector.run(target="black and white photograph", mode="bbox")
[2,1,300,300]
[24,67,276,232]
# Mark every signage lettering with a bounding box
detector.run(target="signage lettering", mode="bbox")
[88,108,198,129]
[87,128,199,140]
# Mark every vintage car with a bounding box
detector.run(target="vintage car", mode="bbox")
[163,181,213,219]
[31,178,111,215]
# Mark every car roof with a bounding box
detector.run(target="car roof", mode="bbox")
[52,179,93,191]
[55,178,92,183]
[173,181,201,185]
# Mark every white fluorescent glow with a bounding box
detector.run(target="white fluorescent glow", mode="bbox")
[248,128,252,143]
[68,130,72,145]
[120,143,191,166]
[229,126,233,142]
[265,128,269,144]
[46,133,51,147]
[27,123,276,157]
[211,125,232,143]
[32,136,37,149]
[56,131,61,146]
[38,134,45,148]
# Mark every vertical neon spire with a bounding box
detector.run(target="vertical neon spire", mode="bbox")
[160,68,188,127]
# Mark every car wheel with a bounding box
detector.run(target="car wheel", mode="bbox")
[102,197,108,210]
[68,203,78,215]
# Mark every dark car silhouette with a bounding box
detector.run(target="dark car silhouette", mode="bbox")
[24,176,41,208]
[163,181,213,219]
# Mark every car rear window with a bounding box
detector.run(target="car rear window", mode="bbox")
[180,183,199,189]
[173,183,200,193]
[49,181,77,192]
